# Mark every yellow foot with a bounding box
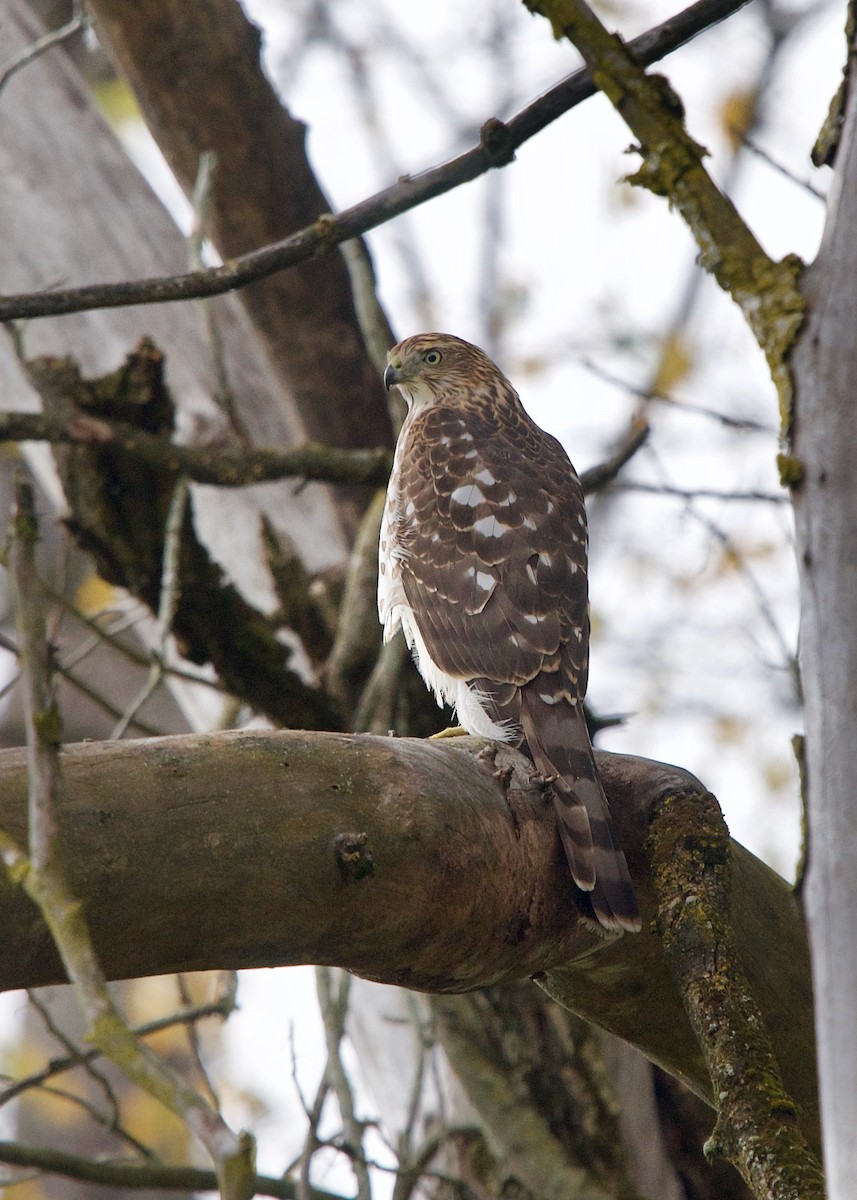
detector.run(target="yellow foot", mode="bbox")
[429,725,468,739]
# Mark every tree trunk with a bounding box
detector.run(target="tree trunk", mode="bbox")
[791,33,857,1199]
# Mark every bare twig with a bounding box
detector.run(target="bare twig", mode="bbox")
[0,0,751,323]
[339,240,402,433]
[45,587,231,699]
[577,355,775,433]
[323,490,386,715]
[6,1072,156,1159]
[578,413,650,493]
[26,989,154,1157]
[111,475,189,738]
[176,974,222,1111]
[352,635,408,736]
[0,628,165,736]
[9,474,62,875]
[188,151,246,438]
[0,3,85,95]
[0,999,235,1110]
[614,481,787,503]
[739,134,827,201]
[315,968,372,1200]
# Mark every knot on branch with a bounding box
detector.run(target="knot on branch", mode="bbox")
[334,831,374,881]
[480,119,517,167]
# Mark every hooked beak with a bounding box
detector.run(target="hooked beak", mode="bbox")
[383,356,403,390]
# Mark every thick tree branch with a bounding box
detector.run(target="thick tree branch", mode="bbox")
[0,407,393,487]
[0,0,749,324]
[0,729,818,1157]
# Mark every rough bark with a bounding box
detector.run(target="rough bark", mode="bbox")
[791,25,857,1198]
[1,0,346,568]
[0,729,819,1156]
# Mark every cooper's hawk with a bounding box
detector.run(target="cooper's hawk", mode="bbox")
[378,333,640,933]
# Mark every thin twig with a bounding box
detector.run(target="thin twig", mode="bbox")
[352,635,408,736]
[738,133,827,201]
[0,0,751,322]
[177,974,221,1111]
[0,1000,236,1110]
[9,473,62,875]
[339,239,402,432]
[323,489,386,714]
[26,989,147,1154]
[614,481,787,503]
[6,1071,156,1160]
[188,151,246,438]
[296,1030,331,1200]
[2,635,164,735]
[49,589,229,696]
[111,476,189,739]
[579,413,650,493]
[0,3,85,95]
[577,355,775,433]
[315,968,372,1200]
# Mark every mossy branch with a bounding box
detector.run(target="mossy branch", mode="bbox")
[2,477,256,1200]
[0,408,394,488]
[647,788,825,1199]
[524,0,805,446]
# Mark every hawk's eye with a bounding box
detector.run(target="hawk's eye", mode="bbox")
[423,349,442,365]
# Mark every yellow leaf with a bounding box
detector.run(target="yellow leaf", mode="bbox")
[74,573,118,618]
[719,88,758,151]
[92,77,142,125]
[652,332,693,395]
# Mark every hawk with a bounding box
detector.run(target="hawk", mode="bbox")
[378,333,640,933]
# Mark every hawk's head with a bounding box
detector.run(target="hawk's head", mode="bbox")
[383,333,506,412]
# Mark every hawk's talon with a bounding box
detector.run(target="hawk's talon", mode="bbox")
[493,764,514,790]
[528,770,558,789]
[429,725,468,739]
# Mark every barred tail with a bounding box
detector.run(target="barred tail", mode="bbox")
[520,686,641,933]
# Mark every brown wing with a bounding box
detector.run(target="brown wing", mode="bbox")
[397,400,640,933]
[395,401,589,694]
